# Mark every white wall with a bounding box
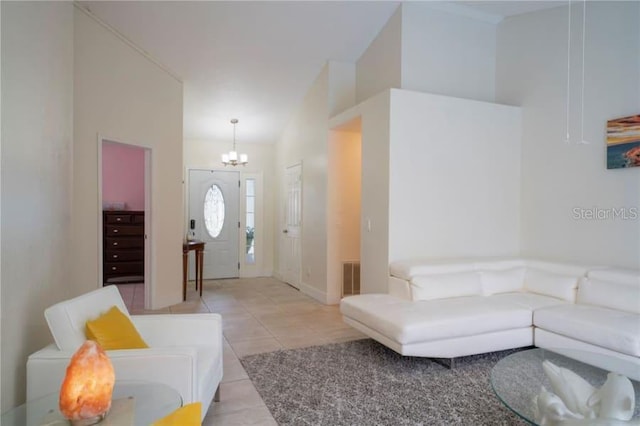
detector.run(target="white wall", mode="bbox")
[359,92,392,294]
[497,2,640,268]
[184,139,276,277]
[275,65,330,301]
[401,3,497,103]
[388,89,522,264]
[328,61,356,117]
[1,1,74,410]
[356,6,402,104]
[356,4,496,105]
[73,7,184,308]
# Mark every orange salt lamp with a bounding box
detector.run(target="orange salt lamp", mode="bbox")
[59,340,115,425]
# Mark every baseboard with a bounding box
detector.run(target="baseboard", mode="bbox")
[299,281,328,304]
[326,291,341,305]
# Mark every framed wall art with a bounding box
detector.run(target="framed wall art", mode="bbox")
[607,114,640,169]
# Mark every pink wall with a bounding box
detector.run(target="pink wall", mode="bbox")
[102,142,145,211]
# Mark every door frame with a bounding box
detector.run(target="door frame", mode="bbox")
[97,135,153,309]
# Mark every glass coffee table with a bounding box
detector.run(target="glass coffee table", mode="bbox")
[491,348,640,425]
[1,381,182,426]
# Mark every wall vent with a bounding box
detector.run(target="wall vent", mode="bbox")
[342,261,361,297]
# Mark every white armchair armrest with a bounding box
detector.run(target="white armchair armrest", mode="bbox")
[131,313,222,347]
[27,344,200,403]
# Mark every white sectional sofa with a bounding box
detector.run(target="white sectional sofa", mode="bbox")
[340,258,640,377]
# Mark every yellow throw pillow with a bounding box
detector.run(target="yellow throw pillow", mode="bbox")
[85,306,149,350]
[151,402,201,426]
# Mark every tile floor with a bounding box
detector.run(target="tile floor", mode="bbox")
[115,277,366,425]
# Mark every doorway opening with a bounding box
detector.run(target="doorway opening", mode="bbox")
[327,118,362,304]
[99,138,152,310]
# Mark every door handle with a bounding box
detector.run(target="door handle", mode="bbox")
[283,229,288,234]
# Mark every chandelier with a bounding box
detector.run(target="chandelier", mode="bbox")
[222,118,248,166]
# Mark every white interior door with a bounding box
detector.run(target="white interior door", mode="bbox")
[189,169,240,279]
[281,163,302,288]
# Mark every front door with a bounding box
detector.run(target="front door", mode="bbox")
[281,163,302,288]
[189,169,240,279]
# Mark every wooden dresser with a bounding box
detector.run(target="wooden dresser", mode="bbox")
[103,210,144,284]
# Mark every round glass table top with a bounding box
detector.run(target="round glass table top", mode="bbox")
[1,381,182,426]
[491,348,640,425]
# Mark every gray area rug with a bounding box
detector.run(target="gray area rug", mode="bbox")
[241,339,527,425]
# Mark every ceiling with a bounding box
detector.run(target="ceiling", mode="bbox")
[80,1,565,145]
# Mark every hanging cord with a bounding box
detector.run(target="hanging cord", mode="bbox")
[579,0,589,144]
[565,0,572,143]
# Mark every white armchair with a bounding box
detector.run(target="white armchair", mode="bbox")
[26,286,222,420]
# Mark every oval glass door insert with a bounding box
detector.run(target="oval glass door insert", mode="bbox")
[204,184,225,238]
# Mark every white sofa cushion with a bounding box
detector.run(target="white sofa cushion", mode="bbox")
[389,258,524,280]
[473,259,525,271]
[524,268,579,302]
[534,304,640,357]
[491,293,568,311]
[587,268,640,286]
[390,259,476,280]
[578,277,640,314]
[480,267,526,295]
[341,294,532,345]
[410,271,482,301]
[524,259,589,277]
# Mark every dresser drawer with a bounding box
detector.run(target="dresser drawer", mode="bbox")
[105,225,144,236]
[104,261,143,275]
[105,214,133,224]
[105,236,144,249]
[104,249,144,262]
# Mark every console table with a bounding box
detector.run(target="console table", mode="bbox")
[183,240,205,301]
